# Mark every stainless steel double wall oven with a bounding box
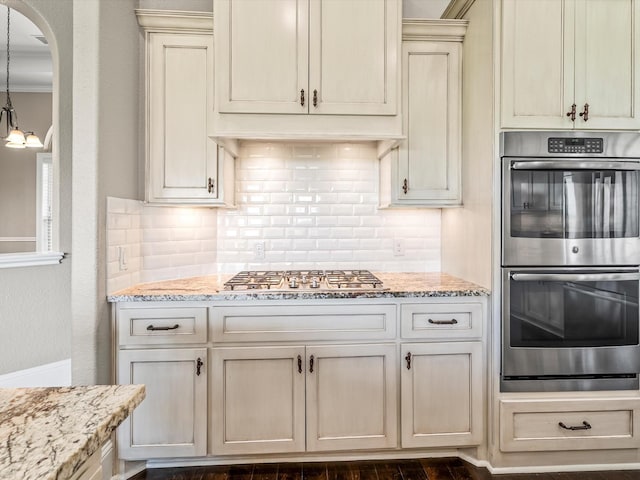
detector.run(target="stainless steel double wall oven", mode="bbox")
[501,131,640,391]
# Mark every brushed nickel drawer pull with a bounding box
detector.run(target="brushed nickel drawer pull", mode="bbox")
[558,421,591,431]
[146,324,179,331]
[428,318,458,325]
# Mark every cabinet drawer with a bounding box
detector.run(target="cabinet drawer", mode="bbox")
[118,307,207,346]
[500,398,640,452]
[210,304,396,342]
[401,303,482,339]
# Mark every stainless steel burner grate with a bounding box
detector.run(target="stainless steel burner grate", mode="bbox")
[223,270,385,291]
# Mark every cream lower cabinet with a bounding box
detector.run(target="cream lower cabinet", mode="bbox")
[210,343,397,455]
[399,301,485,448]
[400,342,483,447]
[117,348,208,459]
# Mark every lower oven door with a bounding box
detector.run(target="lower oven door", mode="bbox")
[502,267,640,391]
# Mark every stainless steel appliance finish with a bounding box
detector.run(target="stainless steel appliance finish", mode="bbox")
[223,270,386,291]
[501,131,640,267]
[501,267,640,391]
[500,131,640,392]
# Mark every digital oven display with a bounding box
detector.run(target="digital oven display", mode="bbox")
[548,137,603,154]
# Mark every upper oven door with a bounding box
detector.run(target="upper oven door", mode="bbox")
[502,158,640,266]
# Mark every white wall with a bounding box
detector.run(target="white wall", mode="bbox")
[0,0,71,376]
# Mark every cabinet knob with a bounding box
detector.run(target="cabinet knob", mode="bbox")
[300,89,305,107]
[579,103,589,122]
[566,103,577,122]
[313,89,318,107]
[207,177,215,194]
[402,178,408,195]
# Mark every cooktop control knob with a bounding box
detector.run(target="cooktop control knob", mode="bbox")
[289,278,299,288]
[310,278,320,288]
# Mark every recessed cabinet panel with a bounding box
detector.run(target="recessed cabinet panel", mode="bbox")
[500,398,640,452]
[210,346,306,455]
[501,0,640,130]
[395,41,461,204]
[401,342,482,448]
[147,33,227,204]
[217,0,308,113]
[117,348,207,459]
[501,0,570,128]
[306,344,398,451]
[309,0,397,115]
[576,0,637,128]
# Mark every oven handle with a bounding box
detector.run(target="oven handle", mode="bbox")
[511,272,640,282]
[511,160,640,171]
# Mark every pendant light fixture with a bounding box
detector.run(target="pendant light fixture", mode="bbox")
[0,7,42,149]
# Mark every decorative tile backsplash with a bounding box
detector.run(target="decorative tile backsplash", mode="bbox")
[107,142,442,293]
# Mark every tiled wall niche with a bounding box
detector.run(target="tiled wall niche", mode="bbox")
[107,142,442,293]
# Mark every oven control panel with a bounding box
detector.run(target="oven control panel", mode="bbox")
[548,137,603,154]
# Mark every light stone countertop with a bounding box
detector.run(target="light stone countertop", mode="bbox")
[0,384,145,480]
[107,272,489,302]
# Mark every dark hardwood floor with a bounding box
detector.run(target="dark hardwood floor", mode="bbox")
[129,458,640,480]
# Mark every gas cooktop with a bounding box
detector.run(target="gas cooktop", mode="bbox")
[223,270,386,291]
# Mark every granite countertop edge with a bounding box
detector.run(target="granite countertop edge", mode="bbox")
[107,272,490,302]
[0,385,145,480]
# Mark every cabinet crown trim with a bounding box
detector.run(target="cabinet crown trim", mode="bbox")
[135,9,213,32]
[402,19,468,41]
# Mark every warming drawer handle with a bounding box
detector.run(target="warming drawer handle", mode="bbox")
[511,273,640,282]
[559,421,591,431]
[428,318,458,325]
[146,324,180,331]
[511,160,640,171]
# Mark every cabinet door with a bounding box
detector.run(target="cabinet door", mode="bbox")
[117,348,207,459]
[215,0,308,114]
[396,41,461,204]
[308,0,399,115]
[574,0,640,129]
[501,0,575,129]
[306,344,398,451]
[147,33,219,203]
[210,346,306,455]
[401,342,483,448]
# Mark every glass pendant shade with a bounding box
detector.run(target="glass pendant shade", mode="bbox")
[25,132,43,148]
[6,127,24,144]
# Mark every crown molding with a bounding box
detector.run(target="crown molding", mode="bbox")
[402,19,468,42]
[135,9,213,32]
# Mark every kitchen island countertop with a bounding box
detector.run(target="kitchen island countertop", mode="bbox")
[107,272,489,302]
[0,384,145,480]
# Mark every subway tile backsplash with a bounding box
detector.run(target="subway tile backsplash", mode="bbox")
[106,142,442,293]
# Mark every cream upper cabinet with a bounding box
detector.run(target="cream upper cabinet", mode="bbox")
[138,12,235,206]
[379,21,465,207]
[215,0,398,116]
[501,0,640,130]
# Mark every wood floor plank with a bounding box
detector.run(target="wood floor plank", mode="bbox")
[252,463,279,480]
[227,464,254,480]
[303,462,328,480]
[398,460,429,480]
[277,462,303,480]
[198,465,230,480]
[373,461,403,480]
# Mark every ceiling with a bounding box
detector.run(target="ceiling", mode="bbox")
[0,6,52,93]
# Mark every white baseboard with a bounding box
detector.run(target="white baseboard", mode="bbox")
[0,359,71,387]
